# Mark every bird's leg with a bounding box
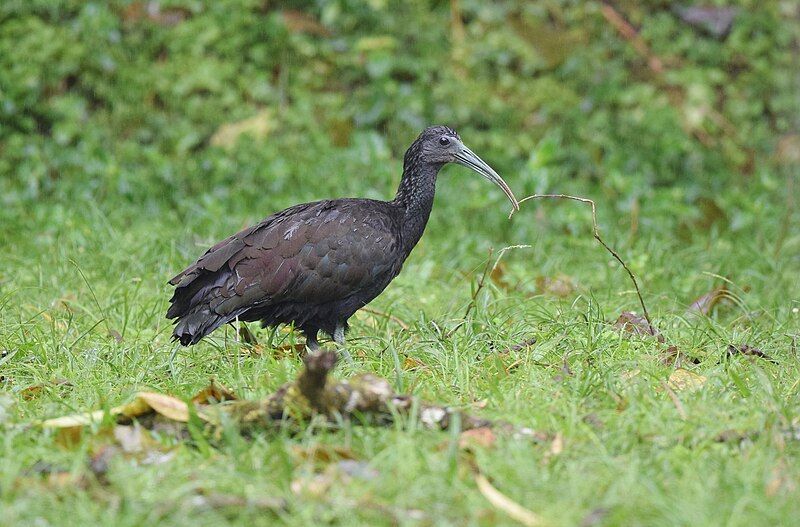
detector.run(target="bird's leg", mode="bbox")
[238,323,258,345]
[306,331,321,355]
[333,323,354,365]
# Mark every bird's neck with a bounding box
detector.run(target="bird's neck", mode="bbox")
[393,158,442,254]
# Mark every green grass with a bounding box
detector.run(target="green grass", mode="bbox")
[2,1,799,525]
[1,152,798,525]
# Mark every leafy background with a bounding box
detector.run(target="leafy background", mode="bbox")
[1,1,799,525]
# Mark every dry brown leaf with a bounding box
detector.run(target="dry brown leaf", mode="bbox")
[42,392,193,434]
[191,380,238,405]
[210,109,275,149]
[136,392,190,422]
[266,342,307,359]
[674,6,738,38]
[291,444,358,464]
[20,378,72,401]
[535,275,575,298]
[402,356,426,370]
[614,311,663,342]
[504,338,538,353]
[43,410,106,430]
[122,2,189,26]
[291,471,335,498]
[490,262,513,291]
[459,428,497,450]
[281,9,331,36]
[766,461,797,496]
[659,345,700,367]
[775,134,800,165]
[548,433,564,456]
[475,472,545,527]
[687,286,729,316]
[727,344,775,363]
[667,368,707,392]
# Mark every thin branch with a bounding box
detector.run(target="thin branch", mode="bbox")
[599,2,663,74]
[513,194,655,333]
[661,380,688,420]
[446,248,494,337]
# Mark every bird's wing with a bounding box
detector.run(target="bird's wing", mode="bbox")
[167,200,403,324]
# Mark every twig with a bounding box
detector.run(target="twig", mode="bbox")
[661,380,688,420]
[599,2,739,150]
[513,194,655,333]
[474,472,545,527]
[360,307,410,330]
[599,2,663,73]
[446,248,494,337]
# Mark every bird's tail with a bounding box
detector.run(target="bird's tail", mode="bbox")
[171,304,232,346]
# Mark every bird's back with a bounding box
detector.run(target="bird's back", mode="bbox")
[167,198,407,344]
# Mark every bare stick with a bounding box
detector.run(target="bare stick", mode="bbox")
[446,248,494,337]
[512,194,655,333]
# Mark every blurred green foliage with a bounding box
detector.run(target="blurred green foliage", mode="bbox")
[0,0,797,213]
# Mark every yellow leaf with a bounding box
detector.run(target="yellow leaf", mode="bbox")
[210,109,275,149]
[667,368,707,392]
[135,392,190,422]
[42,410,105,429]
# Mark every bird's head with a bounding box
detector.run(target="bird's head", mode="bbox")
[411,125,519,210]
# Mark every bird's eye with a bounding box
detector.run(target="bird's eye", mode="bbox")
[439,136,450,146]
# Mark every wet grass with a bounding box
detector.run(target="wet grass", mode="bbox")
[1,154,798,526]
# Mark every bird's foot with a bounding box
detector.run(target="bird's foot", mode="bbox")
[333,324,354,366]
[238,323,259,345]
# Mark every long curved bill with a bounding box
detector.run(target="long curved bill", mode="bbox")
[454,146,519,211]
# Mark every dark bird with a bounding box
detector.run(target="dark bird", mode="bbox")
[166,125,518,357]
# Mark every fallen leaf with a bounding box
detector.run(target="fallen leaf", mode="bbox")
[614,311,663,342]
[291,472,335,498]
[281,9,331,36]
[775,134,800,165]
[210,109,275,149]
[727,344,775,363]
[108,329,123,343]
[673,5,738,38]
[504,338,537,353]
[714,429,756,444]
[135,392,190,422]
[122,1,189,26]
[490,262,513,291]
[765,461,797,496]
[687,286,729,316]
[667,368,707,392]
[548,433,564,457]
[19,378,72,401]
[459,428,497,450]
[659,345,700,367]
[191,380,238,405]
[402,356,426,370]
[291,444,357,464]
[474,472,544,527]
[272,343,306,358]
[535,275,575,298]
[42,392,195,434]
